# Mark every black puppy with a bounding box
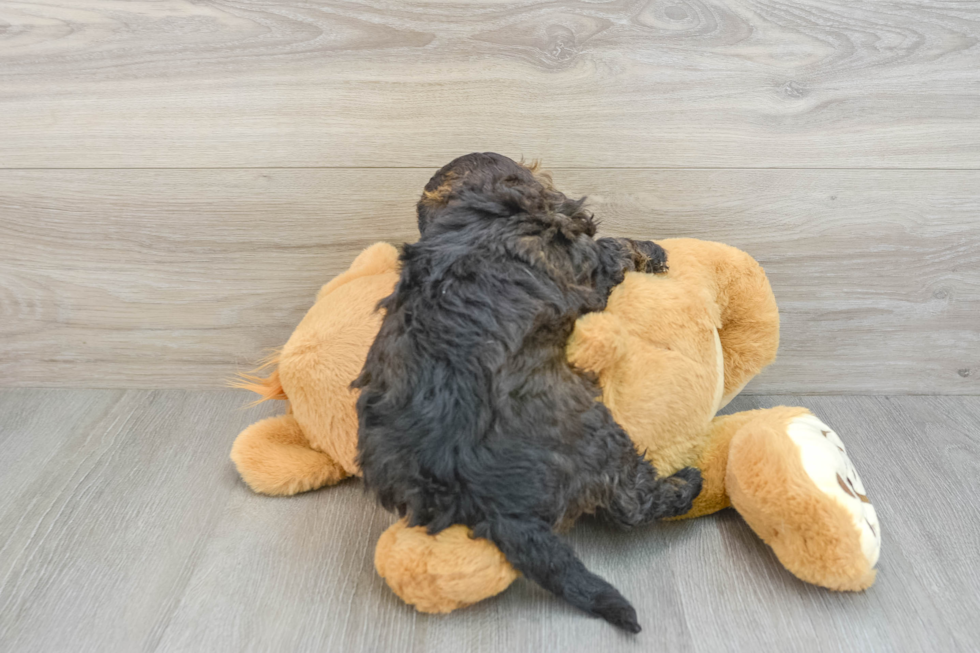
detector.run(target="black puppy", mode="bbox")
[354,153,701,632]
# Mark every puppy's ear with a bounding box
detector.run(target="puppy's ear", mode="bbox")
[417,170,458,234]
[495,170,594,239]
[555,197,594,239]
[519,162,595,238]
[626,239,668,274]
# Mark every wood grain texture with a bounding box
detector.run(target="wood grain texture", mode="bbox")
[1,0,978,168]
[1,390,978,652]
[0,389,280,653]
[1,168,977,393]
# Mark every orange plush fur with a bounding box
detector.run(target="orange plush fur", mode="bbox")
[231,238,880,612]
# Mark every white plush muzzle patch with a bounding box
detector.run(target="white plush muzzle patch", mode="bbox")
[786,414,881,568]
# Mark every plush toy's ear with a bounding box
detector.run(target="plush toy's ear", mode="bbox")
[566,312,627,373]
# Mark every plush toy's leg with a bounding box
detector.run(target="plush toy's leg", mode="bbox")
[230,414,349,496]
[373,406,880,612]
[374,519,519,614]
[724,407,880,591]
[669,410,772,519]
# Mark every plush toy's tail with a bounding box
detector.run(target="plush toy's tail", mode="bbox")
[229,352,287,405]
[479,517,641,633]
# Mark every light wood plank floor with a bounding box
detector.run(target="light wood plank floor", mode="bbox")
[1,389,977,652]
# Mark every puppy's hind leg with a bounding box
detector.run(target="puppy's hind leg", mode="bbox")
[612,460,703,527]
[589,420,702,527]
[580,405,702,527]
[603,454,702,528]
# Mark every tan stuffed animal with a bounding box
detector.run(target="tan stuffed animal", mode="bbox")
[231,238,881,614]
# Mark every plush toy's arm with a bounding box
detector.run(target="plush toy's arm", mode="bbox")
[714,246,779,405]
[658,239,779,406]
[566,312,627,373]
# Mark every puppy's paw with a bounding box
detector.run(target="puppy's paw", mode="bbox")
[626,239,668,274]
[659,467,703,518]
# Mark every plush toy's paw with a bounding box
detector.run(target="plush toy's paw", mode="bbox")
[727,408,880,592]
[786,414,881,570]
[230,414,348,496]
[375,519,519,614]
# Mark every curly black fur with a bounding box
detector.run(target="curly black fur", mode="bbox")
[354,153,702,632]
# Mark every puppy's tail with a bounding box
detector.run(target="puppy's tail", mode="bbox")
[478,517,641,633]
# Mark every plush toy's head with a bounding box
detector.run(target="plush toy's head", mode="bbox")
[567,239,780,475]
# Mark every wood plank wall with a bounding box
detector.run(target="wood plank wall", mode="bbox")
[1,1,978,393]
